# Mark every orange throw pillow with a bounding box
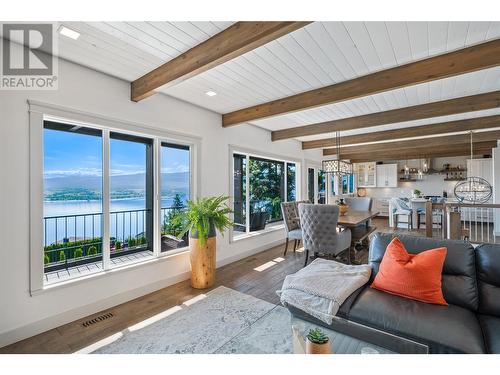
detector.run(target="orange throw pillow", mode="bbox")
[371,237,448,305]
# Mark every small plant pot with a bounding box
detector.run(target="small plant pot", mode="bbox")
[306,338,331,354]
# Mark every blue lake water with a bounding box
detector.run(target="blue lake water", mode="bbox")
[43,197,180,246]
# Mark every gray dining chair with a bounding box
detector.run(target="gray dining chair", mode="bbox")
[281,202,303,256]
[298,204,352,267]
[344,197,373,211]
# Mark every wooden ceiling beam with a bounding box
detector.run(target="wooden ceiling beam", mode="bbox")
[223,38,500,127]
[302,115,500,150]
[273,90,500,141]
[332,142,496,163]
[323,130,500,156]
[131,21,310,102]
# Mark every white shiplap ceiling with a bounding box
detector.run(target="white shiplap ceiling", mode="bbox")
[5,21,500,143]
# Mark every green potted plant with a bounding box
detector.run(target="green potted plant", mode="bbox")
[306,328,331,354]
[43,253,50,265]
[413,189,422,198]
[58,250,66,262]
[174,196,233,289]
[115,241,122,251]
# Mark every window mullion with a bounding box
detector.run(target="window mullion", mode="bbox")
[245,155,250,234]
[102,130,111,270]
[153,138,160,257]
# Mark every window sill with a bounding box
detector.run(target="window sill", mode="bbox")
[32,247,190,296]
[231,222,285,243]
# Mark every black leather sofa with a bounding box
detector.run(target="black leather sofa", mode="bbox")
[286,233,500,354]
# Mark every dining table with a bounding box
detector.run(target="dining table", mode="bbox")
[337,210,379,264]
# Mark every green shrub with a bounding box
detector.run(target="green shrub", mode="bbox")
[127,237,137,247]
[74,248,83,258]
[59,250,66,262]
[44,237,102,252]
[88,246,98,256]
[44,254,50,265]
[115,241,122,250]
[139,236,147,245]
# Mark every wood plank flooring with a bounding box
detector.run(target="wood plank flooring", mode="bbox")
[0,217,422,354]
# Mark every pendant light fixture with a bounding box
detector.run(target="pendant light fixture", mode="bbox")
[454,131,492,204]
[322,131,353,176]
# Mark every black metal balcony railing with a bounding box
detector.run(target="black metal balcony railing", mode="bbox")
[43,206,185,273]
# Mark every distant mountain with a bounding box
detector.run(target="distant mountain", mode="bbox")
[45,172,189,194]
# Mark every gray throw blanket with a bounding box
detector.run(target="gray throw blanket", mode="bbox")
[277,258,371,324]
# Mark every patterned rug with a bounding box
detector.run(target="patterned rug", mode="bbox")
[79,286,389,354]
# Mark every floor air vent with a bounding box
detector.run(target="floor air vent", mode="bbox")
[82,312,114,327]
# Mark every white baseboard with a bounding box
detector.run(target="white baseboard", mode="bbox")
[0,271,190,349]
[0,239,285,349]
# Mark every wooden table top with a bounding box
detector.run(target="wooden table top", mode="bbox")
[337,210,379,226]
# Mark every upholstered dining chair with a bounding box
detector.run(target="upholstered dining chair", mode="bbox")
[344,197,373,211]
[298,204,352,267]
[281,202,303,256]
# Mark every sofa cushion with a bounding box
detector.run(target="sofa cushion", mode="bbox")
[371,237,447,305]
[478,314,500,354]
[347,287,486,353]
[475,244,500,316]
[369,233,478,311]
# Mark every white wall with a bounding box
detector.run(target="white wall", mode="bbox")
[0,57,323,347]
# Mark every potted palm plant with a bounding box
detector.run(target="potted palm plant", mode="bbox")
[175,196,233,289]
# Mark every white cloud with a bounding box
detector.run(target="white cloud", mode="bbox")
[44,168,102,178]
[161,162,189,174]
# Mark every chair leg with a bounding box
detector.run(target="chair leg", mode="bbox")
[394,214,398,229]
[284,238,289,256]
[417,214,420,229]
[304,249,309,267]
[408,214,411,230]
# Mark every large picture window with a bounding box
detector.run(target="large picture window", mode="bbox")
[40,118,193,286]
[43,122,104,284]
[160,143,191,253]
[232,151,298,238]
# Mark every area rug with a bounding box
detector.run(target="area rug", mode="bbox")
[83,286,276,354]
[80,286,390,354]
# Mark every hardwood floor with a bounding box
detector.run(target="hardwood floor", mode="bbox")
[0,217,422,354]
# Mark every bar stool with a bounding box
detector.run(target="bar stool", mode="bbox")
[390,198,413,230]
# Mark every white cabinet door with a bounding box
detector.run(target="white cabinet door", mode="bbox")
[386,164,398,187]
[376,164,397,187]
[355,162,377,187]
[376,165,386,187]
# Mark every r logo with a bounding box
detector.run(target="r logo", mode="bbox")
[2,23,53,76]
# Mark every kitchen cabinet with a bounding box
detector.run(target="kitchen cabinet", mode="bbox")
[467,158,493,185]
[376,164,398,188]
[354,162,376,188]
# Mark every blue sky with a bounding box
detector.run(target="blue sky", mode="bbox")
[44,129,190,178]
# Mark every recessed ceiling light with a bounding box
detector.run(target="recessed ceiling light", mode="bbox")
[205,91,217,97]
[59,26,80,40]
